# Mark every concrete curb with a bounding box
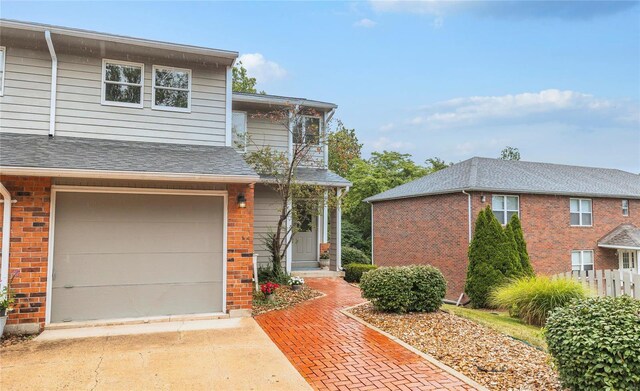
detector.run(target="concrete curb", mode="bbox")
[340,302,489,391]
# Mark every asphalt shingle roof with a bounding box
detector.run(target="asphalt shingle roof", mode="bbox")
[365,157,640,202]
[258,167,350,187]
[598,224,640,249]
[0,132,258,179]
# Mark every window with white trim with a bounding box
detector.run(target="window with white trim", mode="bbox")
[232,111,247,152]
[152,65,191,111]
[102,59,144,108]
[570,198,592,226]
[571,250,594,271]
[622,200,629,216]
[0,46,6,96]
[293,116,321,145]
[492,195,519,225]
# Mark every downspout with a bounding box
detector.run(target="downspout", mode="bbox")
[370,202,374,265]
[44,30,58,137]
[462,190,471,243]
[0,183,16,291]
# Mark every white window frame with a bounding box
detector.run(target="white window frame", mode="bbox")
[571,250,594,272]
[0,46,6,96]
[622,199,629,217]
[295,115,322,146]
[231,110,248,153]
[570,198,593,227]
[101,59,144,109]
[152,65,192,113]
[491,195,520,225]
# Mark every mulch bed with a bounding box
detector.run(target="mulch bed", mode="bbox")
[350,303,562,391]
[1,333,36,349]
[252,285,323,316]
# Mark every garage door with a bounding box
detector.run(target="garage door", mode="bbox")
[51,191,224,323]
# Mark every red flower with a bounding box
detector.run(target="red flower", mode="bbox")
[260,281,280,295]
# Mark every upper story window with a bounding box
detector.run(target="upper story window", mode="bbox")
[293,116,321,145]
[0,46,5,96]
[570,198,592,226]
[492,195,519,225]
[232,111,247,152]
[152,65,191,112]
[102,59,144,108]
[571,250,594,271]
[622,200,629,216]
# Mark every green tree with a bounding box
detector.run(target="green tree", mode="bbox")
[507,214,535,277]
[425,157,450,172]
[500,146,521,161]
[232,61,264,93]
[328,121,362,177]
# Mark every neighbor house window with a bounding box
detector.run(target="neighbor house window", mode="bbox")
[232,111,247,152]
[293,116,321,145]
[101,59,144,108]
[571,250,594,271]
[621,251,636,270]
[622,200,629,216]
[0,46,5,96]
[570,198,592,226]
[152,65,191,112]
[492,195,519,225]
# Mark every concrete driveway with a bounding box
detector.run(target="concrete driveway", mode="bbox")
[0,318,311,391]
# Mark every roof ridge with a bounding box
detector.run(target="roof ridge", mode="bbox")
[467,157,479,187]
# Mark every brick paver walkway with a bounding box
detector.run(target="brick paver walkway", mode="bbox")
[255,278,478,390]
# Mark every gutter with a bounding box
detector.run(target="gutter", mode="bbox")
[0,182,16,292]
[44,30,57,137]
[462,190,472,243]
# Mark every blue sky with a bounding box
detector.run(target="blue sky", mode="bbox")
[2,1,639,171]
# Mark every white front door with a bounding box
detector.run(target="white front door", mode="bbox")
[618,250,638,272]
[292,211,317,261]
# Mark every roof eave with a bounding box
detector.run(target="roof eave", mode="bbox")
[232,93,338,110]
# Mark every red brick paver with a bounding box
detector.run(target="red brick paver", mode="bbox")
[256,278,478,390]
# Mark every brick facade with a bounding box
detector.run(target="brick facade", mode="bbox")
[0,176,255,331]
[373,191,639,300]
[0,176,51,331]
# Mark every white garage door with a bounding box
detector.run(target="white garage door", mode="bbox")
[50,191,225,323]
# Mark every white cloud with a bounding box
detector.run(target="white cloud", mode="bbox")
[371,136,413,151]
[379,122,395,132]
[411,89,638,130]
[354,18,377,28]
[237,53,287,84]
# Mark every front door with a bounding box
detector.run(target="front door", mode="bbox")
[292,210,317,261]
[619,250,638,273]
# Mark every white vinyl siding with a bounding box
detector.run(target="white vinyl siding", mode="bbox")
[254,184,284,267]
[570,198,592,226]
[571,250,594,271]
[152,65,191,112]
[0,45,52,136]
[245,114,288,153]
[492,195,519,225]
[232,111,247,152]
[0,46,6,96]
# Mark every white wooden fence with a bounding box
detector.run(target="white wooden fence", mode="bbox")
[552,269,640,299]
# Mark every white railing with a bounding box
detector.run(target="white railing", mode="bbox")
[552,269,640,299]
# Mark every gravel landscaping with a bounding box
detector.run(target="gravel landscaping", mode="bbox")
[252,285,323,316]
[1,333,36,349]
[350,303,563,391]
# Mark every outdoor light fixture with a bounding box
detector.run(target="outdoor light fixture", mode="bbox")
[481,195,486,203]
[237,193,247,208]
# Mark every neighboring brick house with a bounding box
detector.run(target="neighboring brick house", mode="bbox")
[0,20,348,333]
[365,157,640,300]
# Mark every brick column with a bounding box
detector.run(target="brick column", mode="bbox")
[0,176,51,333]
[226,183,255,316]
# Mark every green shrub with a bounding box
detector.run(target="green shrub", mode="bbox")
[342,246,371,267]
[360,265,446,313]
[507,214,534,277]
[545,296,640,391]
[344,264,377,283]
[342,220,371,254]
[490,276,589,326]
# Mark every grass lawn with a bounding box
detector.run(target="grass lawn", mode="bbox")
[442,304,547,350]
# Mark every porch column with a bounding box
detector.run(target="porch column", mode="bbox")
[323,189,328,243]
[329,188,343,271]
[285,197,292,273]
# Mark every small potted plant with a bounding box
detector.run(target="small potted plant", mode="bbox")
[260,281,279,301]
[289,276,305,291]
[0,270,19,337]
[319,251,330,270]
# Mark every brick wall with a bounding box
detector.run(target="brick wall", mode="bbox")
[0,176,51,331]
[226,183,255,313]
[373,191,639,300]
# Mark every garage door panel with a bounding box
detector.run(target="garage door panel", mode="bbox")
[51,192,225,323]
[51,282,223,323]
[52,252,224,288]
[54,221,223,254]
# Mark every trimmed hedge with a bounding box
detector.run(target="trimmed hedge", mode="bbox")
[545,296,640,391]
[344,264,377,283]
[341,246,371,267]
[360,265,446,313]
